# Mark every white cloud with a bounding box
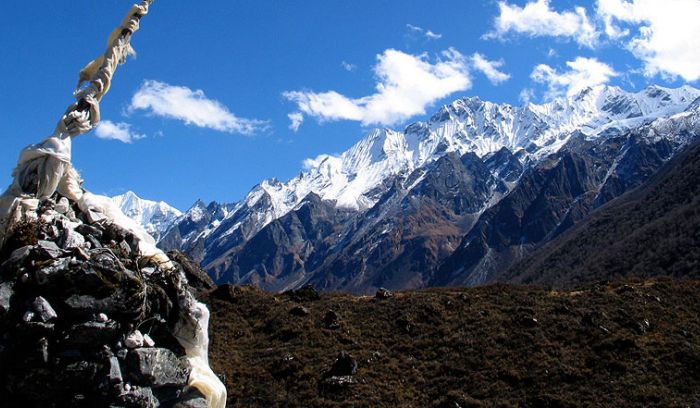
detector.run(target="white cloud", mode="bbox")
[596,0,700,81]
[425,30,443,40]
[284,48,471,128]
[406,23,423,33]
[485,0,599,47]
[341,61,357,72]
[406,24,443,40]
[128,80,268,135]
[531,57,617,99]
[519,88,535,104]
[302,154,333,170]
[94,120,144,143]
[288,112,304,132]
[470,53,511,85]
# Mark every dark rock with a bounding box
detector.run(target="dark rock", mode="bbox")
[76,224,103,240]
[32,296,58,322]
[270,353,302,379]
[167,251,216,292]
[322,310,340,330]
[20,321,56,336]
[289,305,310,317]
[35,257,69,285]
[168,388,209,408]
[326,351,357,377]
[36,240,63,259]
[125,348,190,388]
[61,360,99,388]
[119,385,159,408]
[2,245,33,269]
[284,284,320,302]
[85,234,102,249]
[65,321,120,347]
[375,288,394,299]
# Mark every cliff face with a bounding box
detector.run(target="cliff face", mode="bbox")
[505,136,700,286]
[0,195,216,407]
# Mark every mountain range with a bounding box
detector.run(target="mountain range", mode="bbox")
[121,84,700,293]
[111,191,182,242]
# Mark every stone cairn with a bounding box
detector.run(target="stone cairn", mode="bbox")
[0,193,217,407]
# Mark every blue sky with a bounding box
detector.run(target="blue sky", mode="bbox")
[1,0,698,210]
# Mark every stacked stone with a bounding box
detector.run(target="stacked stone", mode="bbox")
[0,195,213,407]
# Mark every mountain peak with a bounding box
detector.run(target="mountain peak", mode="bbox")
[111,191,182,241]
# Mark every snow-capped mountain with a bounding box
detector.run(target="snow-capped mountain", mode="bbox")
[111,191,182,241]
[160,84,700,293]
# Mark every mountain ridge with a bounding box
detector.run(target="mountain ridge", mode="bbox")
[152,84,700,293]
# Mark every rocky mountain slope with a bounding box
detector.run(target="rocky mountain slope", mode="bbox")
[159,85,700,293]
[205,280,700,407]
[505,129,700,287]
[112,191,182,242]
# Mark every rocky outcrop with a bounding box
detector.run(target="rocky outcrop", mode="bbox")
[0,196,213,407]
[505,136,700,286]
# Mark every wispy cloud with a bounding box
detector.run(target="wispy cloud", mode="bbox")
[288,112,304,132]
[284,48,471,128]
[406,23,443,40]
[341,61,357,72]
[94,120,145,143]
[128,80,268,135]
[302,154,334,170]
[484,0,598,48]
[531,57,617,99]
[425,30,443,40]
[470,53,511,85]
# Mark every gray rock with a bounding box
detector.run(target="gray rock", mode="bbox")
[86,234,103,249]
[0,281,14,315]
[61,228,86,250]
[76,224,103,239]
[126,348,190,388]
[3,245,33,267]
[375,287,394,299]
[119,385,159,407]
[37,240,63,259]
[37,337,49,364]
[35,258,70,285]
[171,389,208,408]
[32,296,58,322]
[65,321,120,347]
[289,305,310,317]
[108,356,123,384]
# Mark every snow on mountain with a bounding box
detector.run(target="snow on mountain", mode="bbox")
[160,84,699,261]
[206,85,698,238]
[111,191,182,241]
